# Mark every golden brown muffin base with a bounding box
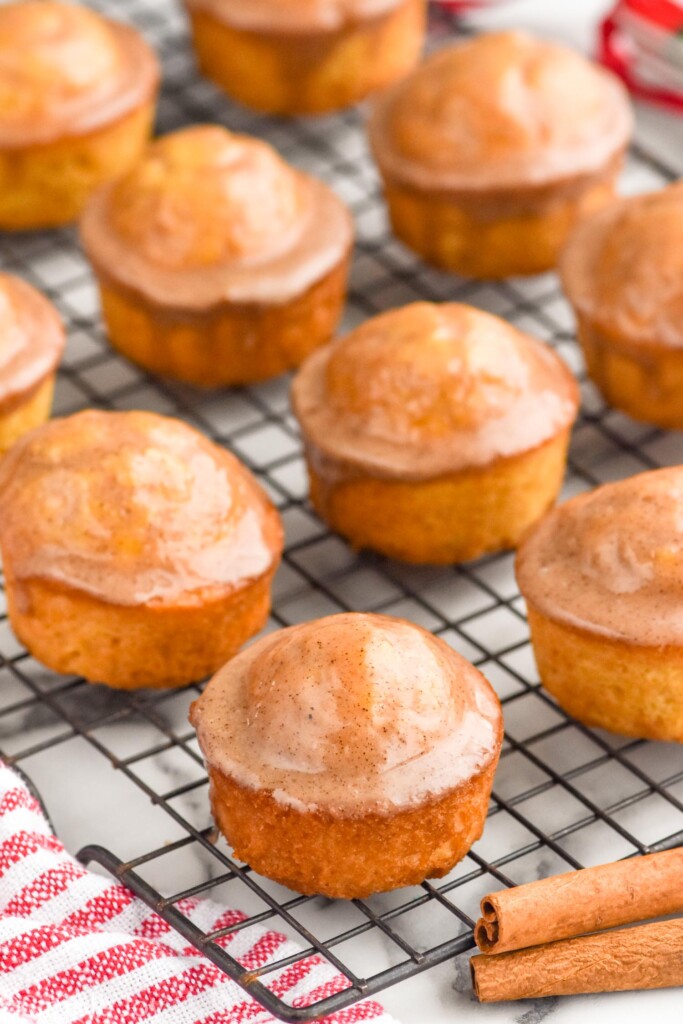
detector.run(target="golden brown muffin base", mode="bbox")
[4,568,276,690]
[526,605,683,742]
[0,103,155,231]
[95,255,350,387]
[307,431,571,564]
[0,376,54,456]
[187,0,425,115]
[577,315,683,429]
[381,171,620,279]
[206,757,498,899]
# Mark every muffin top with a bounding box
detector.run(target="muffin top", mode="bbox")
[293,302,578,480]
[108,127,307,271]
[81,125,353,309]
[0,273,64,412]
[369,31,632,193]
[190,612,503,815]
[0,410,283,607]
[0,0,159,147]
[185,0,402,33]
[561,182,683,349]
[517,468,683,646]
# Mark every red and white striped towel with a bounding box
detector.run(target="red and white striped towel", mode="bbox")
[600,0,683,111]
[0,762,396,1024]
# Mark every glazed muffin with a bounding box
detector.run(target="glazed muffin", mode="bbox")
[191,613,503,898]
[292,303,579,564]
[517,468,683,742]
[80,126,353,387]
[368,31,633,278]
[184,0,426,116]
[0,0,159,230]
[0,410,283,690]
[0,274,64,453]
[561,182,683,429]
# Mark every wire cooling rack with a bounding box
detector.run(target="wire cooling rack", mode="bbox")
[1,2,682,1021]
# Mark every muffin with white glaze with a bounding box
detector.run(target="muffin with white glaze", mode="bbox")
[0,0,159,229]
[368,30,632,277]
[561,181,683,428]
[81,125,353,387]
[191,612,503,898]
[0,410,283,690]
[0,273,65,453]
[517,468,683,742]
[292,302,579,564]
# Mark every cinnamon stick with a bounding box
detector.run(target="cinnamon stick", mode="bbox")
[471,918,683,1002]
[475,847,683,954]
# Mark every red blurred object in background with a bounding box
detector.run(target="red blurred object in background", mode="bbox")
[599,0,683,111]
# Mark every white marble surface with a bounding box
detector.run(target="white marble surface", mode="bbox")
[1,0,683,1021]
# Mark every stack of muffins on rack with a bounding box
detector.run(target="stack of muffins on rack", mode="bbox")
[1,0,682,916]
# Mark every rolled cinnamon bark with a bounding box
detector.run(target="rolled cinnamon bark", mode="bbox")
[471,918,683,1002]
[475,848,683,954]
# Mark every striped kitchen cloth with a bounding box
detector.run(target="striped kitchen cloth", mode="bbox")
[0,762,396,1024]
[600,0,683,110]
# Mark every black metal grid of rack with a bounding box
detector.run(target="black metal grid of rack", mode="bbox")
[0,2,682,1021]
